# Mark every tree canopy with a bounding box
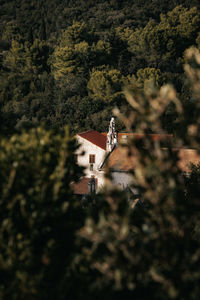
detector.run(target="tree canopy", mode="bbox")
[1,2,200,134]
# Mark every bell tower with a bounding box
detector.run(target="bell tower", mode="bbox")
[106,117,118,152]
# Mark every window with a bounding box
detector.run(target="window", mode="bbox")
[90,164,93,171]
[89,154,95,164]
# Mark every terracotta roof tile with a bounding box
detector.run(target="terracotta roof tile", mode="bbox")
[101,132,173,143]
[107,146,200,173]
[118,133,173,142]
[71,177,98,195]
[106,147,138,171]
[78,130,107,150]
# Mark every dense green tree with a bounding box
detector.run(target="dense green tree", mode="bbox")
[124,68,163,92]
[118,6,200,72]
[51,22,112,92]
[1,2,200,134]
[87,67,123,102]
[1,1,200,43]
[1,21,22,43]
[0,39,54,132]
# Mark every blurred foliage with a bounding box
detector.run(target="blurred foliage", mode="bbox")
[1,2,200,296]
[1,18,200,299]
[75,47,200,299]
[0,126,84,299]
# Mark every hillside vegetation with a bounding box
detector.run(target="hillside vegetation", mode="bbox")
[1,46,200,300]
[1,2,200,299]
[1,0,200,134]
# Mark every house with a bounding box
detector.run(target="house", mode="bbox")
[73,118,117,195]
[75,129,107,187]
[72,118,200,196]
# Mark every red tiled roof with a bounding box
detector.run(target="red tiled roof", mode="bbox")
[106,147,138,171]
[78,130,107,150]
[106,146,200,172]
[78,131,172,150]
[101,132,173,142]
[119,133,173,142]
[71,177,98,195]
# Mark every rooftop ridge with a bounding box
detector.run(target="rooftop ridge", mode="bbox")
[77,129,107,150]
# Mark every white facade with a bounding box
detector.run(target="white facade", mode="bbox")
[74,119,134,194]
[75,135,106,188]
[75,134,132,191]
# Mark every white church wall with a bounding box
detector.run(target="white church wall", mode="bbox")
[75,136,106,188]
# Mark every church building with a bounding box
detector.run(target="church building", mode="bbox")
[73,118,118,195]
[72,118,200,196]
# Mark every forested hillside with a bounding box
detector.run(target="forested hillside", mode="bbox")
[1,0,200,134]
[1,2,200,299]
